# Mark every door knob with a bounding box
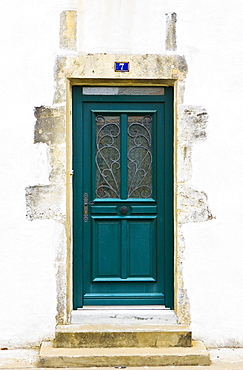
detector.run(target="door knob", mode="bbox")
[120,206,128,215]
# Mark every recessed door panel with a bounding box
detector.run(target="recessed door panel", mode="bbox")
[92,219,121,279]
[128,218,156,279]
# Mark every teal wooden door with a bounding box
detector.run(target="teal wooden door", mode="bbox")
[73,87,174,308]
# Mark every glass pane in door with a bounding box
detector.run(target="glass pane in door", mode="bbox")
[95,115,120,198]
[127,116,152,198]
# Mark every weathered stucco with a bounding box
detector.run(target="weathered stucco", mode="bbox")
[25,103,68,326]
[25,39,213,328]
[3,0,243,349]
[165,12,177,51]
[34,106,66,146]
[177,106,213,225]
[175,106,213,325]
[25,4,211,328]
[26,185,65,222]
[60,11,77,51]
[26,105,66,223]
[53,53,188,105]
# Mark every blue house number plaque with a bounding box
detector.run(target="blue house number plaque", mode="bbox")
[115,62,129,72]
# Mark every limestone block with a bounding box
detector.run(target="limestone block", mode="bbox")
[60,11,77,50]
[177,105,208,182]
[38,340,211,367]
[54,324,192,348]
[178,185,213,224]
[34,106,65,146]
[25,185,65,222]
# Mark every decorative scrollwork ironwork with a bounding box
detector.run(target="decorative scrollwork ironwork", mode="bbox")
[95,115,120,198]
[127,116,152,198]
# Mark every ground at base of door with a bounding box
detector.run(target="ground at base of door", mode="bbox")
[1,348,243,369]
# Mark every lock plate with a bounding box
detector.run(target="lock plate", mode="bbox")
[83,193,88,222]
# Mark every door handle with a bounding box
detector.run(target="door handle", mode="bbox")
[83,193,95,222]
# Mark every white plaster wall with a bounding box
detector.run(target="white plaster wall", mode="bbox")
[0,0,71,348]
[1,0,243,348]
[176,2,243,347]
[77,0,243,347]
[78,0,165,54]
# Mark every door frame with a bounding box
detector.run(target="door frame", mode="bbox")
[66,78,179,316]
[72,91,173,308]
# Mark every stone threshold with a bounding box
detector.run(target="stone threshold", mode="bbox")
[71,307,178,325]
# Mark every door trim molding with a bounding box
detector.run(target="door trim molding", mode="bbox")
[66,77,179,321]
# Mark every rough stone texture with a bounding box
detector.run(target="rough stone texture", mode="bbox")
[177,106,213,224]
[34,106,65,146]
[54,324,192,348]
[27,105,66,222]
[165,13,177,51]
[4,347,243,369]
[178,186,213,224]
[175,229,191,326]
[53,53,188,104]
[55,262,68,325]
[27,104,68,326]
[175,105,213,324]
[1,0,242,350]
[54,222,68,326]
[38,341,211,367]
[53,52,191,326]
[179,107,208,142]
[49,144,66,184]
[60,11,77,50]
[25,185,65,223]
[177,106,208,183]
[53,56,68,104]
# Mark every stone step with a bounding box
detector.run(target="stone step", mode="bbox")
[39,341,211,367]
[71,308,178,325]
[55,324,192,348]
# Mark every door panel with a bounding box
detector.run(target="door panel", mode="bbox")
[92,219,121,279]
[127,219,156,279]
[73,87,174,308]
